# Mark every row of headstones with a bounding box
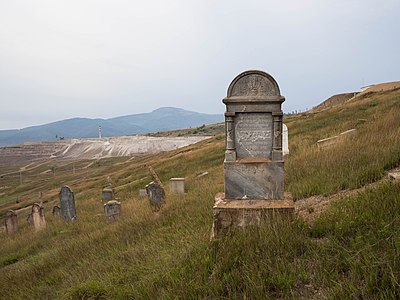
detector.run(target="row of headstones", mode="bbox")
[4,178,186,235]
[3,185,121,235]
[139,177,185,197]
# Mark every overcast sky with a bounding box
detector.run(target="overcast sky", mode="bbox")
[1,0,399,130]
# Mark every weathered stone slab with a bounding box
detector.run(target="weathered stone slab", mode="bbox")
[211,193,294,239]
[102,188,114,201]
[197,171,209,178]
[139,189,147,197]
[169,178,185,195]
[104,200,121,222]
[234,113,273,158]
[59,185,76,221]
[317,128,357,149]
[5,210,18,234]
[224,161,284,200]
[146,182,165,211]
[32,203,46,231]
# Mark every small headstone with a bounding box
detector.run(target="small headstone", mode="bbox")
[169,178,185,195]
[139,189,147,197]
[104,200,121,222]
[5,210,18,234]
[282,123,289,156]
[59,185,76,221]
[102,188,114,201]
[32,203,46,231]
[27,213,33,226]
[52,205,61,217]
[146,182,165,211]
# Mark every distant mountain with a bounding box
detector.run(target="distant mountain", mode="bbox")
[0,107,223,147]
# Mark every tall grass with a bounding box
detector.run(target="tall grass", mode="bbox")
[286,89,400,198]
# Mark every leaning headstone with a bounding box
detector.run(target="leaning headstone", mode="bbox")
[52,205,61,217]
[169,178,185,195]
[59,185,76,221]
[139,189,147,197]
[5,210,18,234]
[282,123,289,156]
[212,70,294,239]
[102,188,114,201]
[104,200,121,222]
[146,182,165,211]
[32,203,46,231]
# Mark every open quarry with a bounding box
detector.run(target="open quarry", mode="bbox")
[0,135,212,166]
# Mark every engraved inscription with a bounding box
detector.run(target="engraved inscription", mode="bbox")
[234,113,273,158]
[231,74,277,97]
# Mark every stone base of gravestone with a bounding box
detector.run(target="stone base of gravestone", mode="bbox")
[104,200,121,223]
[211,193,294,240]
[169,178,185,195]
[224,161,284,200]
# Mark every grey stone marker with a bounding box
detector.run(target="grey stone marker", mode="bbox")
[212,70,294,239]
[32,203,46,231]
[52,205,61,217]
[5,210,18,234]
[27,213,33,226]
[169,178,185,195]
[102,188,114,201]
[104,200,121,222]
[146,182,165,211]
[139,189,147,197]
[59,185,76,221]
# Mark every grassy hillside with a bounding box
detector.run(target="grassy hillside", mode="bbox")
[1,88,400,299]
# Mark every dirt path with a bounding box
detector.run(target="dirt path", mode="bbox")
[295,168,400,223]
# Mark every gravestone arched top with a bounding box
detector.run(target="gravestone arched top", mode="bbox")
[32,203,43,213]
[226,70,282,99]
[59,185,72,194]
[6,210,17,217]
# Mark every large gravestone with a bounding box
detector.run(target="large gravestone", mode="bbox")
[5,210,18,234]
[146,182,165,212]
[212,70,294,239]
[59,185,76,221]
[32,203,46,231]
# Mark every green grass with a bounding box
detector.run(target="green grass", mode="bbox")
[1,89,400,299]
